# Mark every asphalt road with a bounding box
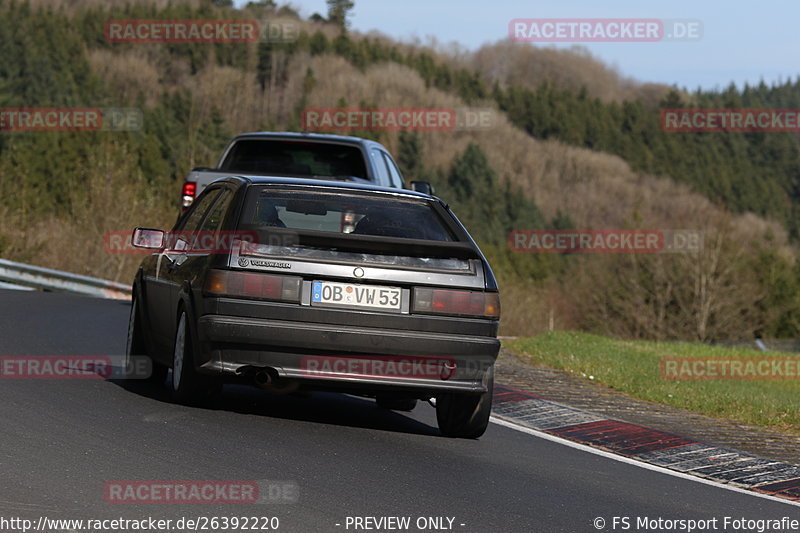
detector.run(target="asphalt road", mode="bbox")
[0,289,797,533]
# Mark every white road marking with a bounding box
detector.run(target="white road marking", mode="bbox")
[490,415,800,508]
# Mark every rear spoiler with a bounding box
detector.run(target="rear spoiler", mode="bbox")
[243,227,481,260]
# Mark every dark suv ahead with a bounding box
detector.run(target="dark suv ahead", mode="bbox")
[128,176,500,438]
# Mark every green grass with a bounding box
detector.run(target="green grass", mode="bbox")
[505,332,800,435]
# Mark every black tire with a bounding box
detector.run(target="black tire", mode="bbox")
[171,310,217,404]
[376,394,417,412]
[126,297,168,384]
[436,365,494,438]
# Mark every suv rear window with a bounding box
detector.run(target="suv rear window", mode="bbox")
[239,187,454,242]
[220,140,368,181]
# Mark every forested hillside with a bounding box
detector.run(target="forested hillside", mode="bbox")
[2,0,800,341]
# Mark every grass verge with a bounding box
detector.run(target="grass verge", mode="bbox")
[505,331,800,435]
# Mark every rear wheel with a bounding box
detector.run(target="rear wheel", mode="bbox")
[376,394,417,412]
[436,365,494,438]
[171,310,217,403]
[126,297,167,384]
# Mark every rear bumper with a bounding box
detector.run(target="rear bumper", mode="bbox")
[196,314,499,393]
[199,315,499,357]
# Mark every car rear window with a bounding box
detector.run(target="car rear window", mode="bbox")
[220,140,368,181]
[239,187,454,242]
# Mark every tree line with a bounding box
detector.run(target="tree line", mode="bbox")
[3,0,800,340]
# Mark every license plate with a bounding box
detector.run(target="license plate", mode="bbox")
[311,281,401,311]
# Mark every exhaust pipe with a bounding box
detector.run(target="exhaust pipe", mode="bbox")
[254,370,272,386]
[253,368,299,394]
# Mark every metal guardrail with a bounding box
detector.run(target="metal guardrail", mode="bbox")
[0,259,131,300]
[716,339,800,353]
[0,280,35,291]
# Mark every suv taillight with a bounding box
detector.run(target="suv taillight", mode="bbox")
[182,181,197,209]
[412,288,500,318]
[203,269,301,302]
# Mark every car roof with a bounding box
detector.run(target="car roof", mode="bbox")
[214,175,436,200]
[232,131,385,149]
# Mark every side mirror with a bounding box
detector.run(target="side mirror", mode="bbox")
[410,181,435,195]
[131,228,166,250]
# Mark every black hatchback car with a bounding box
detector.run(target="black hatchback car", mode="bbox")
[127,176,500,438]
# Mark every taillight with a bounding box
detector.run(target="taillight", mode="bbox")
[412,288,500,318]
[203,269,301,302]
[182,181,197,209]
